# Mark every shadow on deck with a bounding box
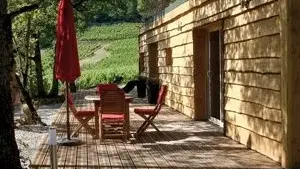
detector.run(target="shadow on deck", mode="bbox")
[30,89,282,169]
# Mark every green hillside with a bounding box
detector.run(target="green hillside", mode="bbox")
[42,22,140,90]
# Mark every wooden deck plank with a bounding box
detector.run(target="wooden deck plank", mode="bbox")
[74,93,92,169]
[38,147,50,169]
[30,90,282,169]
[97,142,111,168]
[75,128,88,169]
[31,107,65,169]
[187,134,239,168]
[41,110,66,168]
[131,130,160,168]
[163,120,239,168]
[57,144,68,169]
[114,142,136,168]
[131,114,172,168]
[106,142,123,168]
[58,113,73,169]
[86,118,100,168]
[152,132,188,168]
[30,136,49,169]
[154,118,213,168]
[63,115,78,169]
[139,133,174,168]
[160,125,211,168]
[123,142,148,168]
[63,145,77,169]
[53,115,67,168]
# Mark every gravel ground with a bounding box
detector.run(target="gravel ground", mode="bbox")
[14,103,62,164]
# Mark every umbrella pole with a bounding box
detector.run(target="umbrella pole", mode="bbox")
[57,82,82,146]
[66,82,71,140]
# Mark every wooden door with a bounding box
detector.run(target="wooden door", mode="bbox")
[193,28,209,120]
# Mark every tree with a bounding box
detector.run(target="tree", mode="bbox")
[12,11,45,125]
[0,0,41,167]
[32,33,46,97]
[0,0,22,167]
[137,0,174,19]
[11,0,57,96]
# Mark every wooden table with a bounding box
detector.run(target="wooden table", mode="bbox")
[85,94,133,139]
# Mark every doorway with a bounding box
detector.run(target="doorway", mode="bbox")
[193,26,223,126]
[207,30,223,126]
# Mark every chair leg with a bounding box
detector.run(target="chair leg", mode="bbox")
[136,114,160,136]
[99,116,103,142]
[71,124,83,137]
[83,123,96,138]
[146,115,160,132]
[73,116,95,138]
[149,121,160,132]
[137,120,151,135]
[136,117,148,135]
[72,120,86,137]
[136,115,152,136]
[123,125,127,142]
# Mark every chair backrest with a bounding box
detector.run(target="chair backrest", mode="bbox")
[97,83,119,94]
[64,91,78,114]
[154,85,168,112]
[99,88,125,114]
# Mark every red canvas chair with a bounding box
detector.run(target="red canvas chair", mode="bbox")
[66,92,96,138]
[98,88,127,141]
[134,85,168,136]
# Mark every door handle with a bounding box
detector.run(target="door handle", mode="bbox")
[207,70,212,77]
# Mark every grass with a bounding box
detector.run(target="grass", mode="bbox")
[79,23,139,41]
[42,22,140,91]
[78,38,139,88]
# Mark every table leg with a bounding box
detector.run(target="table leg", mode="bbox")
[94,101,100,139]
[125,101,130,139]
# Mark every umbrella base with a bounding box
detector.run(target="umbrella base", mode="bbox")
[57,137,83,146]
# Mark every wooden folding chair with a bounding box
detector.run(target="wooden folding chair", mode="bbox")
[98,88,127,141]
[66,92,96,138]
[134,85,168,136]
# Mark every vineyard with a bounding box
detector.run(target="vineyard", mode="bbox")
[42,22,140,90]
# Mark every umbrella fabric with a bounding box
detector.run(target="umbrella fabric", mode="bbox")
[55,0,80,82]
[55,0,80,143]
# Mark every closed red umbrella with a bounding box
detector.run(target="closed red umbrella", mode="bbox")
[55,0,81,145]
[55,0,80,81]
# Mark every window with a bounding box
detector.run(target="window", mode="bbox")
[165,48,172,66]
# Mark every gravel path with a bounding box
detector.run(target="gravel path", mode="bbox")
[80,44,109,66]
[14,103,62,163]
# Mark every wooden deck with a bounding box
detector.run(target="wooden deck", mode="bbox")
[31,90,282,169]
